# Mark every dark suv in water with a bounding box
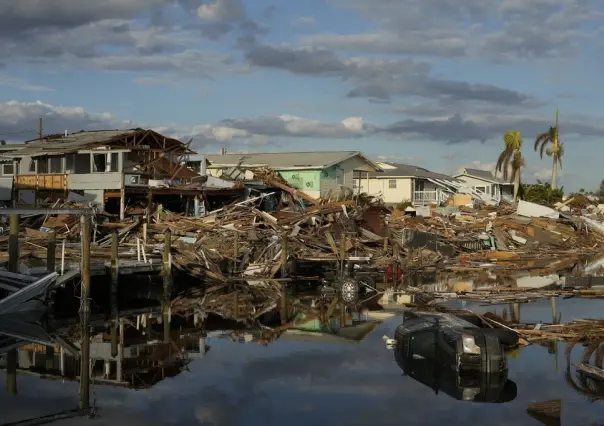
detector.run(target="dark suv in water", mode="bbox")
[394,311,516,375]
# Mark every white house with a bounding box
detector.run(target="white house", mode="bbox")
[354,162,460,206]
[454,168,514,203]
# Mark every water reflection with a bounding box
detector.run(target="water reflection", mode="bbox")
[3,293,604,424]
[393,341,517,403]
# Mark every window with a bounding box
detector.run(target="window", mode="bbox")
[93,152,119,172]
[475,186,487,194]
[93,153,106,172]
[389,179,397,189]
[49,156,63,173]
[108,152,119,172]
[28,159,36,173]
[415,180,425,191]
[2,163,14,176]
[38,158,48,174]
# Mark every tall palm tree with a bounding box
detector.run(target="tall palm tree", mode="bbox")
[534,107,563,189]
[496,130,525,202]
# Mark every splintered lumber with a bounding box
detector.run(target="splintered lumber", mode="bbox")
[574,363,604,381]
[527,400,561,426]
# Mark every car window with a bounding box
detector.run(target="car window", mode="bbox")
[409,330,437,361]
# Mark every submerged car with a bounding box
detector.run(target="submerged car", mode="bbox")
[393,333,517,403]
[394,311,518,375]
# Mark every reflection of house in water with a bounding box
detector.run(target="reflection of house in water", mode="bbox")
[1,316,209,390]
[279,312,380,344]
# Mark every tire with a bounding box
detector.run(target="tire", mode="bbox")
[339,279,360,304]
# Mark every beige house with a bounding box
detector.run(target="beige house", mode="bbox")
[454,168,514,203]
[355,162,460,206]
[203,151,381,199]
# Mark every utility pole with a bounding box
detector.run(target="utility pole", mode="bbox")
[79,216,91,411]
[38,117,43,141]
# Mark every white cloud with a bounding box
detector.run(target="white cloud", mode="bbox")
[197,0,245,21]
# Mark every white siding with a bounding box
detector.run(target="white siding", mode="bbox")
[68,172,122,190]
[358,177,413,204]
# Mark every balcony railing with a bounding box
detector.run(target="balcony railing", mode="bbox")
[413,190,438,203]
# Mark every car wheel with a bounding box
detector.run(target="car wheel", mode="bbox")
[339,279,360,304]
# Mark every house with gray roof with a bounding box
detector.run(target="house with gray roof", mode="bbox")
[453,168,514,203]
[202,151,381,199]
[356,162,460,206]
[0,129,195,217]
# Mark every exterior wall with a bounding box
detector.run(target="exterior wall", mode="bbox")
[319,156,371,197]
[456,175,495,195]
[354,176,413,204]
[501,185,513,196]
[67,172,122,190]
[277,169,322,199]
[0,177,12,201]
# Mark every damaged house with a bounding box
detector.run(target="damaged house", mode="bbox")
[202,151,382,199]
[0,129,196,218]
[356,162,461,207]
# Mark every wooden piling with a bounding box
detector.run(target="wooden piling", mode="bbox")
[110,231,119,358]
[8,214,19,273]
[79,215,91,411]
[280,235,288,325]
[163,230,172,343]
[339,234,346,275]
[5,350,17,395]
[47,231,56,273]
[6,214,18,395]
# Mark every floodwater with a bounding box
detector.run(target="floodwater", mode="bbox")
[2,299,604,425]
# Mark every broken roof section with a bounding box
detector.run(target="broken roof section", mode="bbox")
[368,163,460,181]
[457,168,511,185]
[206,151,381,171]
[3,128,195,158]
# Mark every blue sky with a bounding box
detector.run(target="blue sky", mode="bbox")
[0,0,603,190]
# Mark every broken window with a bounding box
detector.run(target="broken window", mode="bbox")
[74,154,90,173]
[93,152,119,172]
[108,152,119,172]
[2,163,13,176]
[28,159,36,173]
[93,153,106,172]
[49,156,63,173]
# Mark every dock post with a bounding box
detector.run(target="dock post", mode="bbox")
[551,297,557,324]
[6,214,19,395]
[110,231,119,358]
[162,230,172,343]
[280,234,288,325]
[79,215,91,412]
[8,214,19,273]
[47,231,56,273]
[119,187,125,221]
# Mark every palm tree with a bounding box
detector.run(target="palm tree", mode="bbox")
[534,107,563,189]
[496,130,525,202]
